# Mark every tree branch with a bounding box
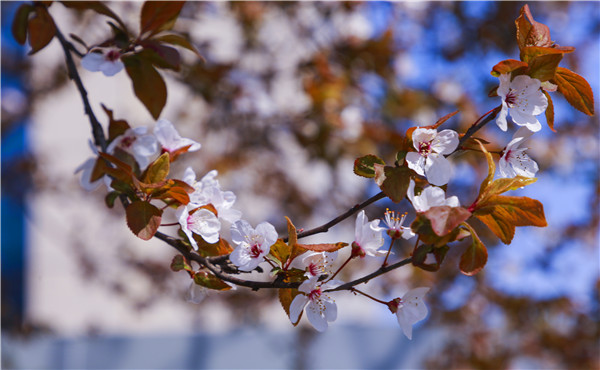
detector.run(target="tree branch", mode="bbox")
[55,25,107,151]
[326,256,413,292]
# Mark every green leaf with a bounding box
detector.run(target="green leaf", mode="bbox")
[12,4,34,45]
[543,91,555,132]
[459,223,488,276]
[422,206,472,237]
[143,152,170,184]
[140,1,185,38]
[193,271,231,291]
[279,288,303,326]
[379,166,411,203]
[491,59,528,77]
[170,254,192,272]
[61,1,129,34]
[27,6,56,54]
[125,201,162,240]
[104,191,120,209]
[527,53,562,82]
[553,67,595,116]
[474,195,547,244]
[153,33,203,59]
[353,154,385,178]
[123,54,167,120]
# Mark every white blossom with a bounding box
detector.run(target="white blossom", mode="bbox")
[229,219,278,271]
[81,49,124,77]
[382,209,415,240]
[407,179,460,213]
[176,206,221,250]
[154,119,201,154]
[296,251,337,278]
[353,210,385,258]
[107,127,159,171]
[496,74,548,132]
[289,276,343,332]
[406,127,459,186]
[185,282,207,304]
[499,126,539,178]
[388,287,430,340]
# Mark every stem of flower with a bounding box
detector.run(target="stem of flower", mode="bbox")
[382,238,398,268]
[160,222,180,227]
[263,256,278,270]
[350,288,388,305]
[326,255,353,282]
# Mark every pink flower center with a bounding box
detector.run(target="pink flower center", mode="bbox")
[418,141,432,156]
[505,89,518,107]
[504,149,513,160]
[121,135,136,149]
[308,287,322,301]
[308,262,319,276]
[106,50,121,62]
[250,243,262,259]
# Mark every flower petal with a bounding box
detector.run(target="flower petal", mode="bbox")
[81,52,104,72]
[255,221,278,248]
[424,154,452,186]
[406,152,426,176]
[431,129,459,155]
[289,294,309,324]
[306,302,328,332]
[231,220,254,245]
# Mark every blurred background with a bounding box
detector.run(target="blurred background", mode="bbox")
[2,1,598,369]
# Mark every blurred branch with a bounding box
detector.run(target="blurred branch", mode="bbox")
[55,25,107,151]
[325,256,413,292]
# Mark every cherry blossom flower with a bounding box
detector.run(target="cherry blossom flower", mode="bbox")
[81,49,124,77]
[176,206,221,250]
[382,209,415,240]
[499,126,539,178]
[297,251,338,278]
[107,127,159,170]
[185,282,207,304]
[353,210,385,258]
[387,287,430,340]
[183,167,242,224]
[407,179,460,213]
[406,127,459,186]
[289,276,343,332]
[496,74,548,132]
[154,119,201,154]
[230,219,278,271]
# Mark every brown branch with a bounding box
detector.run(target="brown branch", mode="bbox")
[452,105,502,156]
[55,25,107,151]
[325,256,413,292]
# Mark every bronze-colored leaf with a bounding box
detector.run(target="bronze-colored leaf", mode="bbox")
[140,1,185,38]
[27,5,56,54]
[543,91,555,132]
[379,166,411,203]
[123,54,167,119]
[553,67,594,116]
[193,271,231,291]
[12,4,34,45]
[353,154,385,178]
[143,152,170,184]
[125,201,162,240]
[279,288,303,326]
[459,223,488,276]
[296,242,348,253]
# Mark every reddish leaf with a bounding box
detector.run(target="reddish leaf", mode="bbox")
[553,67,595,116]
[98,152,134,183]
[412,244,450,272]
[27,6,56,54]
[102,104,131,142]
[143,152,170,184]
[193,271,231,291]
[520,46,571,64]
[140,1,185,37]
[138,43,181,71]
[193,237,234,258]
[297,242,348,253]
[61,1,128,33]
[527,53,562,82]
[279,288,303,326]
[543,91,555,132]
[165,186,190,205]
[12,4,34,45]
[354,154,385,178]
[125,201,162,240]
[459,223,488,275]
[270,239,292,266]
[123,54,167,120]
[515,5,552,50]
[474,195,547,244]
[422,206,471,237]
[170,254,192,272]
[491,59,528,77]
[379,166,411,203]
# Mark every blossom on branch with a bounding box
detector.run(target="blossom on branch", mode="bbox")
[81,49,124,77]
[387,287,430,340]
[154,119,201,155]
[107,127,159,171]
[289,276,343,332]
[230,219,278,271]
[176,206,221,250]
[496,74,548,132]
[406,127,459,186]
[382,209,415,240]
[407,179,460,213]
[352,210,385,258]
[499,126,539,178]
[297,251,338,278]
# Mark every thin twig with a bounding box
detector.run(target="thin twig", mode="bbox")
[325,256,413,292]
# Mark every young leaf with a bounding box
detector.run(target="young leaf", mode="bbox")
[140,1,185,38]
[193,271,231,291]
[152,33,203,59]
[553,67,594,116]
[143,152,170,184]
[285,217,307,263]
[459,223,488,276]
[104,191,120,209]
[353,154,385,178]
[474,195,547,244]
[193,237,233,258]
[520,46,571,64]
[515,4,552,50]
[279,288,303,326]
[12,4,34,45]
[102,104,131,142]
[27,5,56,54]
[125,201,162,240]
[412,243,450,272]
[170,254,192,272]
[422,206,472,237]
[270,239,291,266]
[527,53,562,82]
[123,54,167,119]
[296,242,348,253]
[138,44,181,71]
[379,166,411,203]
[543,91,555,132]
